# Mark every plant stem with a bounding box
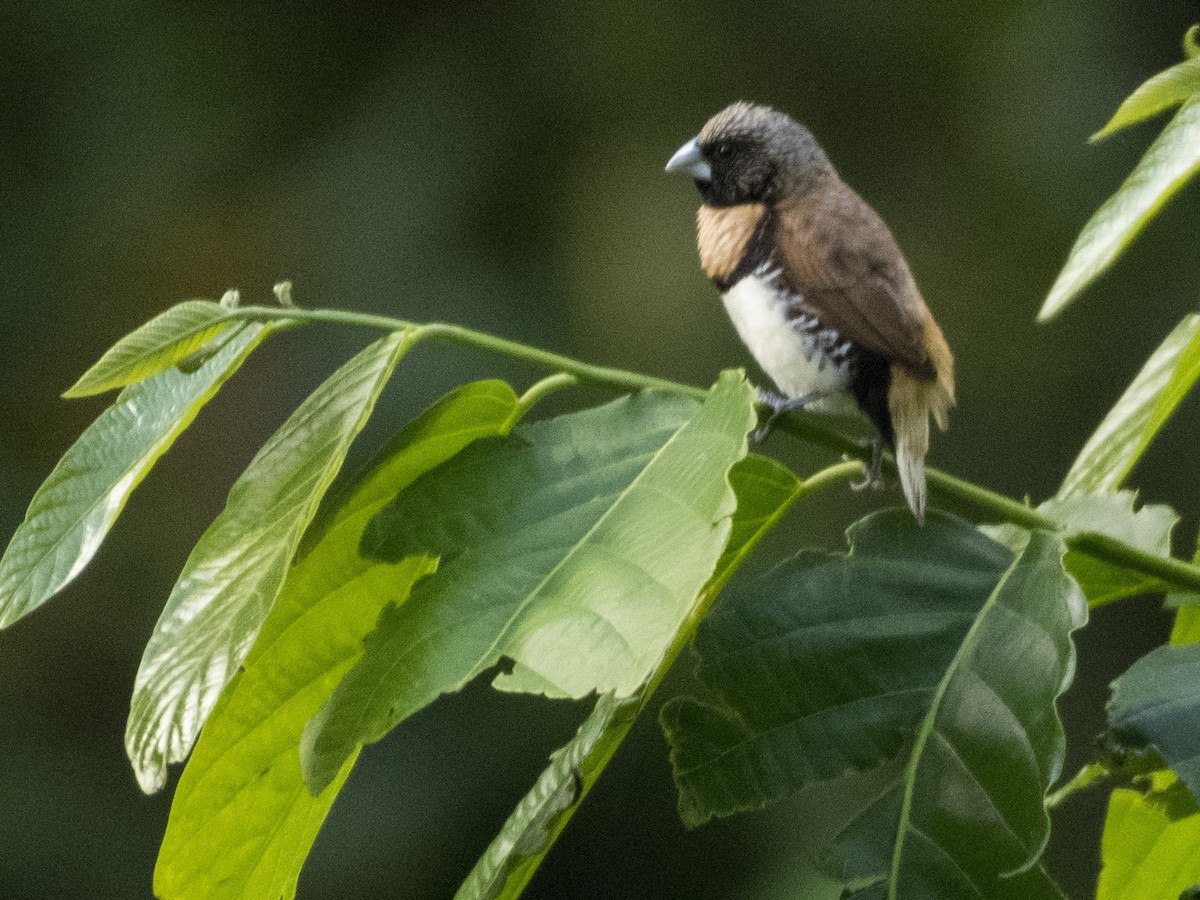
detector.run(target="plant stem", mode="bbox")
[513,372,579,420]
[1046,762,1110,809]
[230,303,1200,595]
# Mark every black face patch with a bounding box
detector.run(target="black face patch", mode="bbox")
[698,138,775,207]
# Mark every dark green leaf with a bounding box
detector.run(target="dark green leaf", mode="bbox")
[64,300,238,397]
[0,324,272,629]
[662,513,1083,897]
[985,491,1177,607]
[1040,99,1200,321]
[154,380,517,900]
[712,454,804,579]
[301,372,756,792]
[1108,642,1200,805]
[1060,314,1200,495]
[455,454,802,900]
[126,331,412,794]
[827,764,1067,900]
[662,512,1011,824]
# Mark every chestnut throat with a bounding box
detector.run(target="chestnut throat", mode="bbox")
[698,201,896,447]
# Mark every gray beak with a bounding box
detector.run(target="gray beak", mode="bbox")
[665,136,711,182]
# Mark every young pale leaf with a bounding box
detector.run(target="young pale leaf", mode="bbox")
[1060,314,1200,496]
[984,491,1177,607]
[662,514,1083,897]
[1092,54,1200,141]
[455,454,803,900]
[1040,98,1200,322]
[63,300,239,398]
[0,324,271,629]
[455,693,642,900]
[1107,642,1200,804]
[126,330,412,795]
[155,381,517,900]
[1098,771,1200,900]
[301,371,757,792]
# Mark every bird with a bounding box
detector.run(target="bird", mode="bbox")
[665,102,954,522]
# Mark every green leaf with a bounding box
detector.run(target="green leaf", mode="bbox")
[154,380,517,900]
[126,330,413,794]
[712,454,805,579]
[305,379,524,550]
[1107,642,1200,804]
[455,693,641,900]
[0,324,272,629]
[455,454,803,900]
[662,513,1083,897]
[1092,55,1200,141]
[301,371,757,792]
[985,491,1178,607]
[1095,550,1200,900]
[805,755,1066,898]
[63,300,239,397]
[1060,314,1200,495]
[1040,99,1200,322]
[1098,771,1200,900]
[1187,24,1200,60]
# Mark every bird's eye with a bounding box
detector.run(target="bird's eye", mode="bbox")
[713,141,735,160]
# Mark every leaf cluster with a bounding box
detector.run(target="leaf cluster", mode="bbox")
[5,27,1200,900]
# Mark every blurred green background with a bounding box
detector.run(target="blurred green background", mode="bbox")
[3,1,1200,897]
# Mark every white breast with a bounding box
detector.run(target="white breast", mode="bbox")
[721,273,852,404]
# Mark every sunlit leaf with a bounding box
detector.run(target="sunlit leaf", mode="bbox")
[1097,558,1200,899]
[662,513,1083,897]
[1060,314,1200,495]
[154,380,517,900]
[455,454,802,900]
[1092,55,1200,141]
[985,491,1177,607]
[63,300,239,398]
[1098,771,1200,899]
[126,330,413,795]
[1040,99,1200,322]
[0,324,271,629]
[301,372,757,792]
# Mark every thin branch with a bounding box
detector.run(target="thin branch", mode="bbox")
[228,303,1200,595]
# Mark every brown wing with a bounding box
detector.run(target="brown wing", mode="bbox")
[774,180,936,380]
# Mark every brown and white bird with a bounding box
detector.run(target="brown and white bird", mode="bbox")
[666,102,954,522]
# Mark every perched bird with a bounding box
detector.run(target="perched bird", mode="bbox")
[666,102,954,522]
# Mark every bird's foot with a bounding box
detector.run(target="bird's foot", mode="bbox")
[849,438,886,491]
[751,388,820,445]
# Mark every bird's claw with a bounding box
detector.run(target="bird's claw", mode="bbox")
[849,438,886,491]
[751,388,819,445]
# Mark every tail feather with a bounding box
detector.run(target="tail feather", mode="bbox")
[889,358,954,525]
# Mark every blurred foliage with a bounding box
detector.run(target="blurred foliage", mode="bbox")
[4,1,1200,897]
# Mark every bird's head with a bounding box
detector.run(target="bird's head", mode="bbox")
[665,102,833,207]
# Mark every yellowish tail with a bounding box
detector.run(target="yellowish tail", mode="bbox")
[888,322,955,524]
